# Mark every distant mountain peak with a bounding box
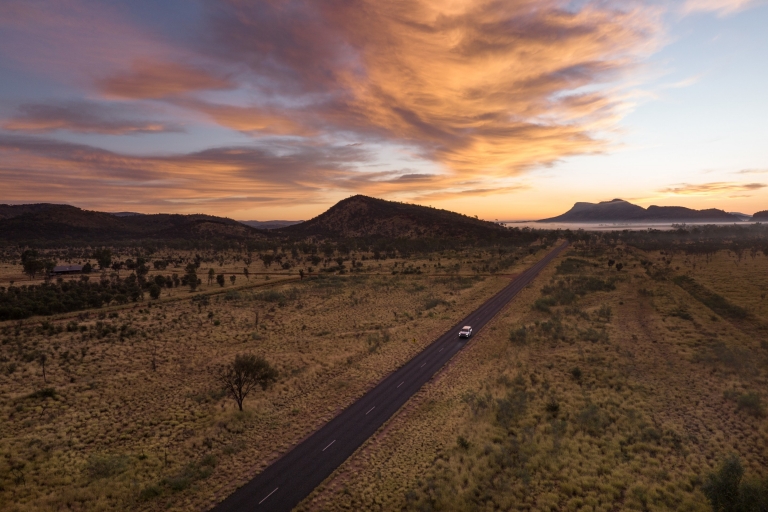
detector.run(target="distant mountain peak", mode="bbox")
[540,199,741,223]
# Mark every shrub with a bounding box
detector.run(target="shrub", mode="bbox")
[570,367,582,381]
[86,454,128,479]
[702,455,743,512]
[555,258,591,274]
[736,392,765,418]
[533,297,555,313]
[670,306,693,321]
[139,484,163,501]
[596,304,612,322]
[496,389,527,429]
[545,398,560,416]
[509,326,528,344]
[576,404,609,436]
[457,436,470,450]
[580,328,607,343]
[27,387,57,400]
[423,297,449,310]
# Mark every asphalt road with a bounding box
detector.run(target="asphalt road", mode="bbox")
[211,242,569,512]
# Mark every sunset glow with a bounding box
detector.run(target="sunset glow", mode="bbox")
[1,0,766,220]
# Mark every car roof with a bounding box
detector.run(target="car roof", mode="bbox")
[462,326,472,329]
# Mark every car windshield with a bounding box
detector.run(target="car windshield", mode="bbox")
[462,326,471,330]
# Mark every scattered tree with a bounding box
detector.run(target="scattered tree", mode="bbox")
[216,354,278,411]
[23,258,46,280]
[185,263,199,291]
[216,274,225,287]
[230,275,236,286]
[243,267,249,281]
[38,353,48,383]
[208,268,215,285]
[93,248,112,270]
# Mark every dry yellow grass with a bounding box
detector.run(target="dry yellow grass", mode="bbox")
[0,248,543,511]
[301,245,768,511]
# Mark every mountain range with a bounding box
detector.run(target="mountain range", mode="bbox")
[0,195,511,245]
[0,196,763,246]
[538,199,758,223]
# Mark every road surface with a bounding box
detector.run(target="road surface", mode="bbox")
[212,242,568,512]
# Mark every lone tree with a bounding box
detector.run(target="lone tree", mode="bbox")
[92,248,112,271]
[185,263,199,291]
[243,267,249,281]
[216,273,225,287]
[217,354,277,411]
[230,274,236,286]
[208,268,215,285]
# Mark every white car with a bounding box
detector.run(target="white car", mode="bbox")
[459,326,473,338]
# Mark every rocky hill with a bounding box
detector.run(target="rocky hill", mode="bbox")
[280,195,510,239]
[0,203,266,245]
[540,199,742,223]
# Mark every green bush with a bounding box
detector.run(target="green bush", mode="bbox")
[570,367,582,381]
[533,297,555,313]
[576,404,609,436]
[85,454,128,479]
[736,392,765,418]
[555,258,591,274]
[545,398,560,416]
[139,484,163,501]
[496,389,527,429]
[703,455,768,512]
[27,387,57,400]
[423,297,449,310]
[509,326,528,344]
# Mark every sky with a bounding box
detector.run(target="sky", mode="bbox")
[0,0,766,221]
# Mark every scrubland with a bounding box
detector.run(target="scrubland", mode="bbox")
[0,247,539,511]
[302,245,768,511]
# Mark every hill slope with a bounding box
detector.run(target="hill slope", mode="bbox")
[753,210,768,221]
[280,195,510,239]
[540,199,742,223]
[0,204,267,245]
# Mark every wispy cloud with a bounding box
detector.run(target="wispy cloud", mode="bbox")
[412,185,531,202]
[100,60,234,99]
[2,101,182,134]
[0,135,369,212]
[659,181,766,196]
[682,0,764,16]
[733,168,768,174]
[0,0,667,211]
[661,75,703,89]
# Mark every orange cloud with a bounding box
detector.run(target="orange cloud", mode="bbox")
[172,99,315,136]
[203,0,662,177]
[0,135,367,214]
[100,60,234,99]
[0,0,669,216]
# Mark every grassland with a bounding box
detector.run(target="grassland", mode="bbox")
[301,245,768,511]
[0,247,541,511]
